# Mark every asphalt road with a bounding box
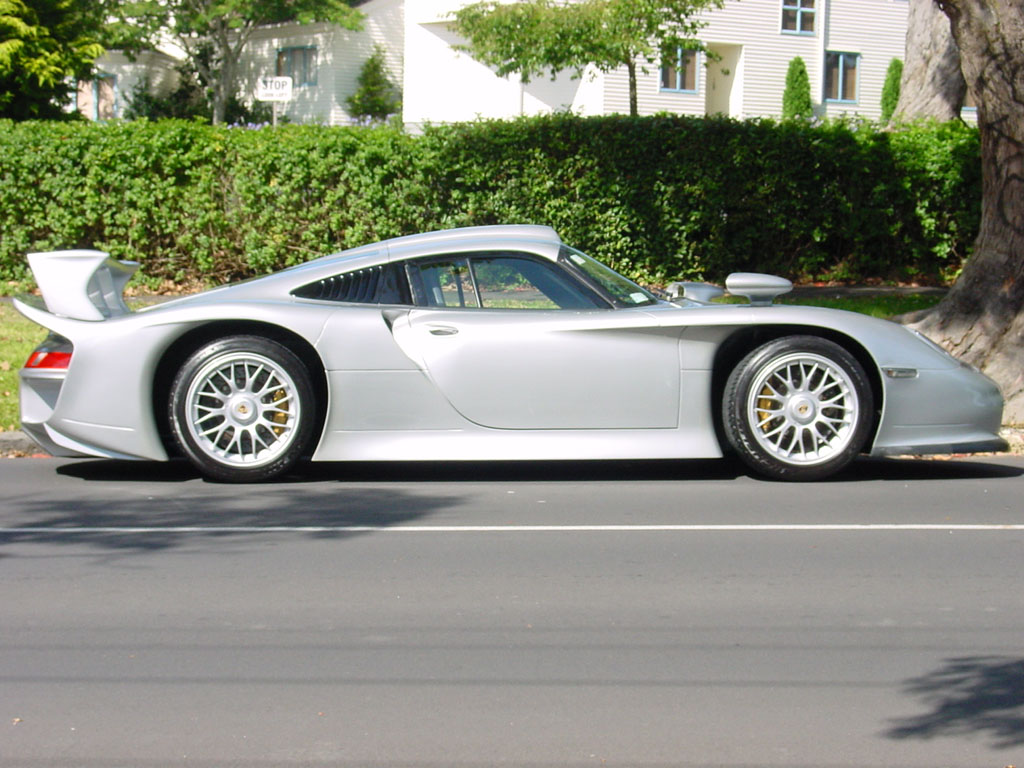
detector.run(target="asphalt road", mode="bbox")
[2,454,1023,768]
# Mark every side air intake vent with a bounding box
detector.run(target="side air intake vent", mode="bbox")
[292,264,411,304]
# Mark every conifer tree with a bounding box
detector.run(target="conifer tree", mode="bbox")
[781,57,812,119]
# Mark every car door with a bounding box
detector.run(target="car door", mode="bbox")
[390,254,681,430]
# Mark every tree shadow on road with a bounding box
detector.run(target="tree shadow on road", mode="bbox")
[0,466,465,554]
[887,656,1024,748]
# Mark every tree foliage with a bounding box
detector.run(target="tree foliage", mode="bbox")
[345,45,401,123]
[0,0,105,119]
[112,0,363,124]
[450,0,724,117]
[781,57,812,120]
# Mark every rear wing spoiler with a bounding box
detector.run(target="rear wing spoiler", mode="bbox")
[27,250,139,321]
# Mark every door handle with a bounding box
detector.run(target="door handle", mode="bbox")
[428,325,459,336]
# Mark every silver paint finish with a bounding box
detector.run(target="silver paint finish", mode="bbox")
[15,225,1007,469]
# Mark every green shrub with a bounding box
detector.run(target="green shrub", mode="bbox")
[346,45,402,123]
[0,115,980,290]
[782,57,813,120]
[881,58,903,123]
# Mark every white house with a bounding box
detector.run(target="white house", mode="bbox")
[404,0,911,126]
[81,0,913,126]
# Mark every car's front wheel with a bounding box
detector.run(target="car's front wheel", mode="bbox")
[723,336,873,481]
[169,336,315,482]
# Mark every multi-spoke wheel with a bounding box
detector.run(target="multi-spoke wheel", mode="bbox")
[723,336,873,481]
[169,336,315,482]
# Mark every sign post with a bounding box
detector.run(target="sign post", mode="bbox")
[256,76,293,126]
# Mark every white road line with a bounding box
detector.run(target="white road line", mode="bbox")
[1,524,1023,534]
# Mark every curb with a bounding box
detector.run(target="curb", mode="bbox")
[0,430,41,456]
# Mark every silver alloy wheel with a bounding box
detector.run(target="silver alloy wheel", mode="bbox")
[745,351,860,466]
[184,351,301,468]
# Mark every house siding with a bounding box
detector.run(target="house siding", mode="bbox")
[404,2,595,125]
[822,0,908,119]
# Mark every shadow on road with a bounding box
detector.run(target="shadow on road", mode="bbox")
[887,656,1024,748]
[1,454,1017,557]
[0,474,464,554]
[50,454,1023,485]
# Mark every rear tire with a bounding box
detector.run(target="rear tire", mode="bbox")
[723,336,873,481]
[169,336,315,482]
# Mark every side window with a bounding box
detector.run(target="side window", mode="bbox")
[409,258,480,308]
[406,253,606,310]
[291,262,411,304]
[474,256,603,309]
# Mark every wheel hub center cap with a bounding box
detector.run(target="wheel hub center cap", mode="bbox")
[230,396,258,425]
[789,396,817,425]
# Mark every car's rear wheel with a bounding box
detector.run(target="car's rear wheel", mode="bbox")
[723,335,873,481]
[169,336,315,482]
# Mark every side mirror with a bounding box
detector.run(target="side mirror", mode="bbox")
[724,273,793,306]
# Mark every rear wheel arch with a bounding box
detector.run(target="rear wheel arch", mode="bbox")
[710,325,883,459]
[152,321,328,463]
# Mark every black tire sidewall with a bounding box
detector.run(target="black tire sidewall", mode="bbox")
[169,335,315,482]
[723,335,873,481]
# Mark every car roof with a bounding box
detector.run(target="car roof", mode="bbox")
[285,224,563,282]
[154,225,566,307]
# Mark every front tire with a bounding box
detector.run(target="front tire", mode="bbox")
[723,336,873,481]
[169,336,315,482]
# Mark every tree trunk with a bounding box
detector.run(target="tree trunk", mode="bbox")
[907,0,1024,424]
[627,60,638,117]
[892,0,966,122]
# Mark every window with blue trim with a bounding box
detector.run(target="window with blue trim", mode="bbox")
[824,52,859,102]
[277,47,318,86]
[660,49,698,93]
[781,0,815,34]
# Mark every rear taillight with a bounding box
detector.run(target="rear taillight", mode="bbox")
[24,334,72,370]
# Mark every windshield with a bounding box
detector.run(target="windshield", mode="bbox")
[558,245,658,307]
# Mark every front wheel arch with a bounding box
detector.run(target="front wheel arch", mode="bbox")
[711,327,882,474]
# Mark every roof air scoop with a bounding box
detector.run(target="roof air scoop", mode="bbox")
[666,281,725,303]
[725,272,793,306]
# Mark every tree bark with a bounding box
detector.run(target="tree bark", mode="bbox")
[627,60,638,116]
[892,0,966,122]
[907,0,1024,424]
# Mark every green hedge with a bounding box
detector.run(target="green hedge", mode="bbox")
[0,115,980,289]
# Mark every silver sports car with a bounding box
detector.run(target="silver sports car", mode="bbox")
[16,224,1006,482]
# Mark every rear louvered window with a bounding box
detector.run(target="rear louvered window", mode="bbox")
[292,263,411,304]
